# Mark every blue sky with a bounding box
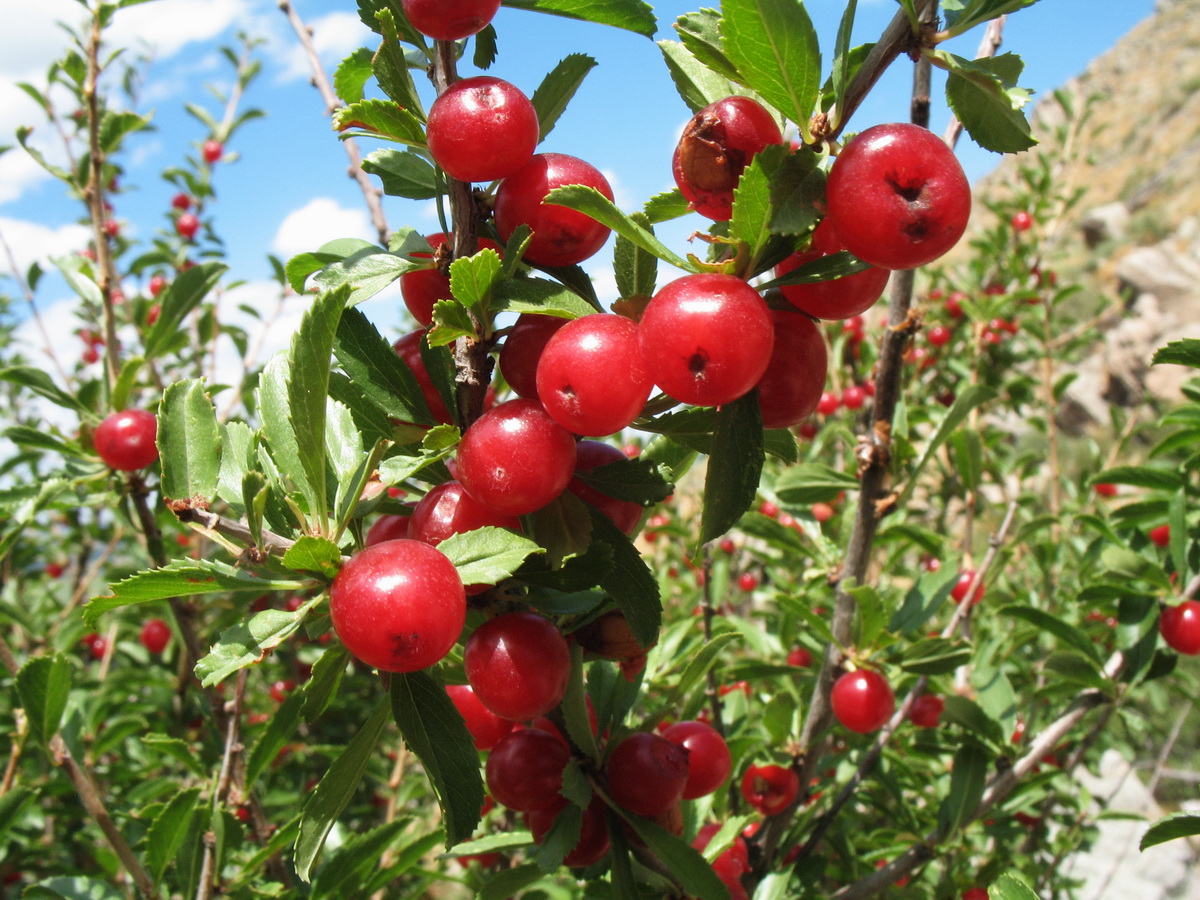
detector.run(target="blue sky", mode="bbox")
[0,0,1159,363]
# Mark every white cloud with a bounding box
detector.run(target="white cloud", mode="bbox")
[271,197,373,261]
[106,0,252,61]
[276,11,374,83]
[601,167,636,212]
[0,217,90,276]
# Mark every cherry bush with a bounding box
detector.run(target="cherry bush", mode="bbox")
[1,1,1199,899]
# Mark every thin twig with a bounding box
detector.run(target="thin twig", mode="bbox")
[196,670,248,900]
[0,224,73,388]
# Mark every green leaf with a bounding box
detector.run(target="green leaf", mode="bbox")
[657,40,735,113]
[653,632,742,726]
[390,670,485,848]
[478,864,546,900]
[0,366,87,415]
[674,8,741,82]
[196,603,318,687]
[754,248,868,290]
[361,148,438,200]
[438,526,544,586]
[900,636,973,675]
[302,645,351,723]
[590,506,661,648]
[939,51,1036,154]
[774,462,859,505]
[283,536,345,578]
[146,787,202,885]
[1140,811,1200,850]
[1091,465,1184,492]
[948,428,984,491]
[700,391,764,546]
[1002,605,1102,664]
[110,356,144,412]
[373,8,426,116]
[830,0,859,122]
[313,820,433,900]
[492,275,603,318]
[144,262,227,358]
[85,561,307,626]
[897,385,997,507]
[939,695,1005,746]
[943,1,1040,38]
[500,0,656,37]
[531,53,597,141]
[333,47,374,103]
[572,454,674,505]
[16,655,72,748]
[535,803,583,871]
[295,697,390,881]
[937,738,989,839]
[333,98,426,145]
[619,816,730,900]
[158,379,221,504]
[23,877,127,900]
[542,185,694,271]
[334,306,435,425]
[246,692,305,788]
[98,109,152,155]
[312,245,414,306]
[614,212,659,299]
[990,870,1044,900]
[721,0,820,141]
[1152,338,1200,368]
[427,299,476,348]
[448,248,503,310]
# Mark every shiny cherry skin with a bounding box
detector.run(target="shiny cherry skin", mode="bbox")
[202,140,223,164]
[176,212,200,240]
[788,646,812,667]
[605,732,690,817]
[139,618,171,655]
[638,273,774,408]
[464,611,571,721]
[928,325,952,347]
[494,153,614,268]
[446,684,513,750]
[1159,600,1200,655]
[400,232,503,326]
[909,693,945,728]
[1150,524,1171,548]
[831,669,895,734]
[409,481,521,593]
[456,399,576,516]
[485,728,569,812]
[962,889,990,900]
[695,823,752,900]
[826,123,971,270]
[775,219,891,319]
[755,307,828,429]
[427,77,538,183]
[740,763,799,816]
[94,409,159,471]
[536,314,652,436]
[365,513,411,547]
[499,313,569,399]
[951,569,984,605]
[673,95,783,221]
[568,440,643,535]
[402,0,501,40]
[661,720,731,799]
[329,539,466,673]
[527,798,611,867]
[393,331,453,424]
[1011,210,1033,232]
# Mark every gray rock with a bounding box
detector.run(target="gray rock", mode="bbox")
[1081,202,1131,248]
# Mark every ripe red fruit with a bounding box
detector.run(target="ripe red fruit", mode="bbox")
[638,273,773,408]
[171,191,192,210]
[456,399,576,516]
[737,572,758,593]
[393,331,454,424]
[909,693,945,728]
[661,720,731,799]
[841,385,866,410]
[831,669,895,733]
[927,324,952,347]
[401,0,500,40]
[269,679,296,703]
[499,313,569,399]
[759,500,779,518]
[536,314,652,436]
[464,611,570,721]
[202,140,224,164]
[527,798,611,867]
[45,562,66,579]
[329,539,466,672]
[826,123,971,270]
[409,480,520,592]
[399,233,503,326]
[605,732,690,817]
[568,440,643,535]
[1010,211,1033,232]
[103,219,120,238]
[365,513,411,546]
[816,391,840,416]
[485,728,569,811]
[1150,524,1171,548]
[427,77,538,183]
[775,219,891,319]
[951,569,984,605]
[176,212,200,241]
[811,502,834,523]
[1159,600,1200,655]
[1092,482,1116,497]
[963,888,990,900]
[139,618,171,655]
[672,95,784,221]
[494,153,613,268]
[787,646,812,667]
[148,275,168,298]
[755,307,828,428]
[446,683,513,750]
[94,409,159,471]
[740,763,799,816]
[694,823,751,900]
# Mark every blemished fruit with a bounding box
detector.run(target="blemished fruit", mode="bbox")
[202,139,223,164]
[446,684,513,750]
[399,233,503,326]
[139,618,171,655]
[825,123,971,270]
[831,669,895,733]
[741,763,800,816]
[568,440,644,535]
[456,399,576,516]
[661,720,732,799]
[176,212,200,240]
[755,307,828,428]
[427,77,538,183]
[329,539,466,672]
[485,728,569,811]
[672,95,784,221]
[402,0,501,41]
[464,611,570,721]
[638,273,774,408]
[536,314,652,436]
[775,219,891,319]
[94,409,159,471]
[605,732,690,817]
[527,798,611,867]
[909,693,945,728]
[494,153,614,268]
[1159,600,1200,655]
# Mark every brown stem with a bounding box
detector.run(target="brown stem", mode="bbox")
[196,671,248,900]
[942,17,1007,146]
[172,505,304,560]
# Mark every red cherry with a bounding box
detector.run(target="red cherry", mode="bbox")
[399,233,504,326]
[269,679,296,703]
[536,314,652,436]
[103,219,120,238]
[464,611,570,721]
[775,219,891,319]
[329,539,466,673]
[787,646,812,667]
[1150,524,1171,548]
[568,440,643,535]
[176,213,200,241]
[755,307,828,428]
[740,763,799,816]
[826,123,971,270]
[447,683,513,750]
[945,291,967,319]
[427,77,538,183]
[694,823,750,899]
[401,0,501,40]
[963,888,990,900]
[759,500,780,519]
[1159,600,1200,655]
[527,798,611,867]
[139,618,171,655]
[841,385,866,410]
[45,562,66,579]
[811,502,834,523]
[87,635,108,660]
[719,538,736,554]
[94,409,159,471]
[365,513,412,547]
[392,330,454,424]
[672,95,784,221]
[171,192,192,210]
[605,732,690,817]
[202,140,224,164]
[816,391,840,416]
[661,720,731,799]
[1010,210,1033,232]
[737,572,758,593]
[951,569,984,605]
[638,273,774,408]
[494,153,613,268]
[927,325,952,347]
[409,481,520,592]
[908,693,945,728]
[499,313,569,399]
[831,669,895,733]
[485,728,569,811]
[456,399,576,516]
[148,275,168,298]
